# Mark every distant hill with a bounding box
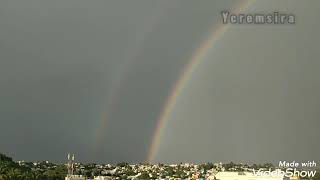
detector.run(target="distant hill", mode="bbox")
[0,153,66,180]
[0,153,13,162]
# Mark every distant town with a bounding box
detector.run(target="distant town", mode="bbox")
[0,153,318,180]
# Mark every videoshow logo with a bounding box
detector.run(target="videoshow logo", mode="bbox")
[252,168,316,178]
[252,161,317,178]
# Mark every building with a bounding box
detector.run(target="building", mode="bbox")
[94,176,113,180]
[208,171,285,180]
[65,175,87,180]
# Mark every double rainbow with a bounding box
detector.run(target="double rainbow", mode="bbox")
[147,0,255,163]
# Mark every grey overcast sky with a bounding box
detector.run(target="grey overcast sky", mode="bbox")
[0,0,319,164]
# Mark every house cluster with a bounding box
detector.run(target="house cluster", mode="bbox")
[65,162,303,180]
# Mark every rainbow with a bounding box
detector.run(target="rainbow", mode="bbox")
[93,1,173,155]
[147,0,255,163]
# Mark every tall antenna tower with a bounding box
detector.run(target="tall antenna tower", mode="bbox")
[67,153,75,176]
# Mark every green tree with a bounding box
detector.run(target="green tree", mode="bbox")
[3,168,24,180]
[139,171,151,179]
[0,153,13,162]
[263,163,274,169]
[44,164,67,180]
[117,162,128,167]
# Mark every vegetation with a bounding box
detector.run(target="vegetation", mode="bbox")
[0,153,66,180]
[1,153,318,180]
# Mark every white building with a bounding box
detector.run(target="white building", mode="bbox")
[93,176,113,180]
[65,175,87,180]
[208,171,285,180]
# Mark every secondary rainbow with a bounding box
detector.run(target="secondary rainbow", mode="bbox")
[93,1,173,155]
[147,0,255,163]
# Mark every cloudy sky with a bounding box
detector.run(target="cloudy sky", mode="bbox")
[0,0,319,164]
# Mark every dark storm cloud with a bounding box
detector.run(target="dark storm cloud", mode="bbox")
[0,0,236,163]
[3,0,317,165]
[155,0,320,164]
[93,0,237,163]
